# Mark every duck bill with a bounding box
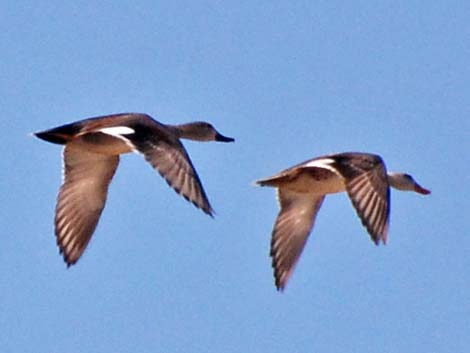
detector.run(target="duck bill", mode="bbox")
[215,132,235,142]
[414,183,431,195]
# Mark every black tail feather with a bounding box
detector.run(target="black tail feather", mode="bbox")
[34,122,83,145]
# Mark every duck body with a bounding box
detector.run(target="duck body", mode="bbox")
[36,113,180,153]
[256,152,430,291]
[35,113,234,266]
[256,156,348,195]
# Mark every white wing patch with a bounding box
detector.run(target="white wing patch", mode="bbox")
[304,158,337,173]
[99,126,136,151]
[99,126,135,136]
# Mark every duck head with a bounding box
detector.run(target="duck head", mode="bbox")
[176,122,234,142]
[387,173,431,194]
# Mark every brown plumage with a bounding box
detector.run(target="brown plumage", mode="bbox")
[35,113,234,266]
[255,152,430,291]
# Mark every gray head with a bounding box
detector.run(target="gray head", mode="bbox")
[387,172,431,194]
[176,122,235,142]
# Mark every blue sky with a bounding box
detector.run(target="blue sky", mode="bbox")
[1,1,469,352]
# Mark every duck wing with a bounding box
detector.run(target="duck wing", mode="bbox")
[270,188,325,290]
[55,141,119,266]
[128,132,213,216]
[333,153,390,244]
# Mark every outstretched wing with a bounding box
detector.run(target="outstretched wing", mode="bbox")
[270,189,325,290]
[55,141,119,266]
[129,133,213,216]
[333,153,390,244]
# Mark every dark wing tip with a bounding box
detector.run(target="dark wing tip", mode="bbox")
[370,235,381,246]
[161,173,214,217]
[199,202,215,218]
[273,268,287,292]
[59,248,77,268]
[270,243,292,292]
[57,242,77,267]
[354,205,389,246]
[364,215,389,246]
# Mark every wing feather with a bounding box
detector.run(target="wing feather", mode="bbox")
[131,137,213,216]
[55,141,119,266]
[333,154,390,244]
[270,189,325,290]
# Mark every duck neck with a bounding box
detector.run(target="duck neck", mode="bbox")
[387,172,408,191]
[173,122,210,141]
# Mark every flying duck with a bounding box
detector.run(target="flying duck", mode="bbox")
[35,113,234,266]
[255,152,430,291]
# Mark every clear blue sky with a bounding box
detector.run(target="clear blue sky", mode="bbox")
[1,1,469,352]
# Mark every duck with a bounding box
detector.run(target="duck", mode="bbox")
[255,152,430,291]
[34,113,234,266]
